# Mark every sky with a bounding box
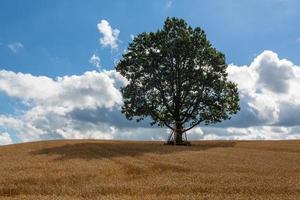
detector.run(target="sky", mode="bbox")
[1,0,300,145]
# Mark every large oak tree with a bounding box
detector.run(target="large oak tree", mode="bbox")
[116,17,240,144]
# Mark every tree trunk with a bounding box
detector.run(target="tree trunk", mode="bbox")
[174,122,183,145]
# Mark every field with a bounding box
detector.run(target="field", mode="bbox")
[0,140,300,199]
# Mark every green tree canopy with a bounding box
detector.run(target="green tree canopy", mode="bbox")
[116,17,240,144]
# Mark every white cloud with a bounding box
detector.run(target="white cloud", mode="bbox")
[1,50,300,144]
[253,51,294,93]
[97,20,120,49]
[0,69,128,143]
[226,50,300,127]
[0,116,45,142]
[0,70,125,110]
[0,70,60,101]
[89,54,101,70]
[7,42,24,53]
[0,132,13,145]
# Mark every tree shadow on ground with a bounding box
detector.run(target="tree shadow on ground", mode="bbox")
[30,141,236,161]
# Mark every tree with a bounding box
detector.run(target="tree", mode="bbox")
[116,17,240,145]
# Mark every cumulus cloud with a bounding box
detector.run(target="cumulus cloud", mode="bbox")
[8,42,24,53]
[97,20,120,49]
[0,70,125,109]
[226,50,300,128]
[0,132,13,145]
[0,70,128,143]
[0,70,60,101]
[254,51,294,93]
[89,54,101,71]
[1,50,300,144]
[199,126,298,140]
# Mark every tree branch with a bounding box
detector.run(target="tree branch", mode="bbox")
[149,108,174,131]
[182,118,204,133]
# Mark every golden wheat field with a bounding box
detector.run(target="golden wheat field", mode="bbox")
[0,140,300,200]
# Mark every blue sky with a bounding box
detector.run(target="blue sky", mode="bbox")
[1,0,300,144]
[1,0,300,76]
